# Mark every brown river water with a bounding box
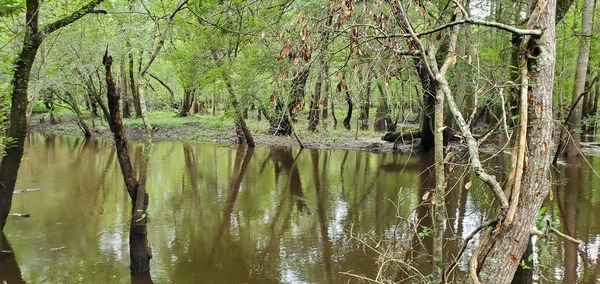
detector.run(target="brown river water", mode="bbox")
[1,132,599,283]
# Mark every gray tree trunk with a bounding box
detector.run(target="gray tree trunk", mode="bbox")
[474,0,556,282]
[564,0,595,156]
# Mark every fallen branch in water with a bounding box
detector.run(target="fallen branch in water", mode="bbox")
[13,188,40,194]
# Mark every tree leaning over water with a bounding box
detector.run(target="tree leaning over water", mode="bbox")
[103,49,152,273]
[0,0,106,233]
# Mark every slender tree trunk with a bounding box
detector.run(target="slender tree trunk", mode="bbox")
[128,50,142,117]
[564,0,594,156]
[308,73,323,132]
[358,69,371,130]
[120,58,132,118]
[103,50,152,273]
[374,84,388,132]
[308,11,333,132]
[432,82,445,283]
[339,76,353,130]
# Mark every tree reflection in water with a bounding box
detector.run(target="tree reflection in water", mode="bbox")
[0,233,25,284]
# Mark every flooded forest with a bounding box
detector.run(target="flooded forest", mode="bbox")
[1,0,599,283]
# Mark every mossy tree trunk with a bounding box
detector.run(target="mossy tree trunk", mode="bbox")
[0,0,105,233]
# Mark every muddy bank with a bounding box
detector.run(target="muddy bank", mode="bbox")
[28,113,412,152]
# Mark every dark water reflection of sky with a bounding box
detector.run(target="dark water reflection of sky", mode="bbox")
[2,132,599,283]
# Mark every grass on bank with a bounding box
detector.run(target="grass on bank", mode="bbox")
[30,104,420,148]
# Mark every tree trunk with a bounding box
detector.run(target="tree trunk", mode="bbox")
[0,7,41,232]
[432,81,446,283]
[308,73,323,132]
[0,0,105,232]
[270,65,310,136]
[180,88,194,117]
[128,50,143,117]
[339,76,353,130]
[414,57,436,153]
[103,50,152,273]
[358,69,371,130]
[120,58,132,118]
[564,0,594,156]
[223,75,255,147]
[474,0,556,282]
[374,84,388,132]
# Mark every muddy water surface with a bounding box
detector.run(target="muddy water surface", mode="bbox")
[1,132,599,283]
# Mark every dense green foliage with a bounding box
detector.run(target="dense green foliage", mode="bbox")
[0,0,595,138]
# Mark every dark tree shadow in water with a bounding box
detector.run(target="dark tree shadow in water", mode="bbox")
[209,146,255,263]
[311,150,335,284]
[0,233,26,284]
[131,271,153,284]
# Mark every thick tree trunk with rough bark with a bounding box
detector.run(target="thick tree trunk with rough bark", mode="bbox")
[414,58,436,153]
[473,0,556,282]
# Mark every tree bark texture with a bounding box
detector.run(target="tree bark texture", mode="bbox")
[474,0,555,282]
[413,56,439,153]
